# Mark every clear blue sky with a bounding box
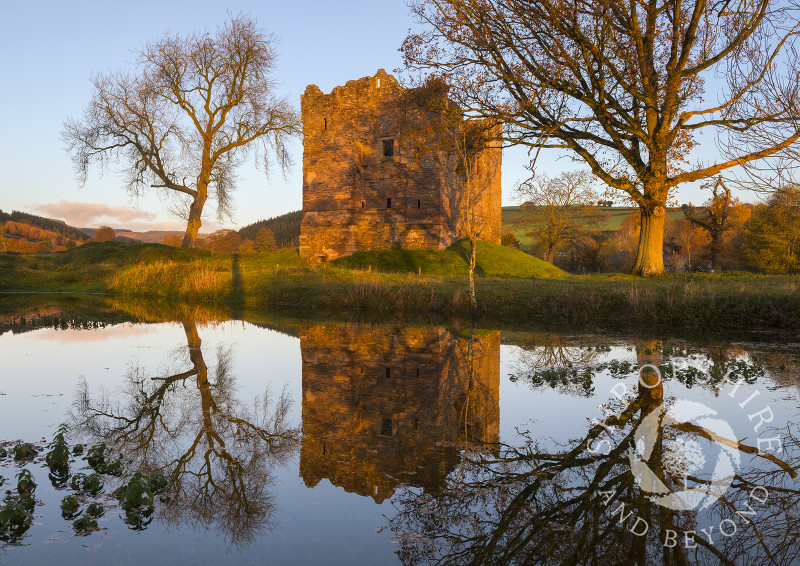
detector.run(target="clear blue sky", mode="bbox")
[0,0,738,232]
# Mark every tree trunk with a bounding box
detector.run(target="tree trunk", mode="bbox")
[182,189,208,248]
[546,244,556,264]
[631,206,666,276]
[468,237,477,314]
[710,234,723,273]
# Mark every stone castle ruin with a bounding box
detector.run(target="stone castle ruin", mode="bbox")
[299,69,502,262]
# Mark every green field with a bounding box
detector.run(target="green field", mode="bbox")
[501,206,686,248]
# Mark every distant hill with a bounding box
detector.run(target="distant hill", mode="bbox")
[239,211,301,248]
[0,210,88,242]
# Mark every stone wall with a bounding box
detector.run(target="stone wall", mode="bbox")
[299,69,502,262]
[299,323,500,503]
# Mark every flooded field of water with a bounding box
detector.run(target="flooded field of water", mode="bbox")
[1,298,799,565]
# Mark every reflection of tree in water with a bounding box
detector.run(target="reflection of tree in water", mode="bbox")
[509,333,607,396]
[71,320,299,548]
[390,341,800,565]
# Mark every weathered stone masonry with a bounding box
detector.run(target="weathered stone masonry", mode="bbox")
[299,69,502,262]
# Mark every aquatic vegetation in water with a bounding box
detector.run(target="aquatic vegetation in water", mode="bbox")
[0,495,34,542]
[45,424,71,487]
[114,472,157,530]
[72,514,99,535]
[16,469,36,496]
[86,502,104,518]
[70,472,104,496]
[0,469,37,543]
[12,442,38,461]
[85,443,122,476]
[60,495,80,519]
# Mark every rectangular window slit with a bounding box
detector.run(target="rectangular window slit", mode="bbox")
[381,418,392,436]
[324,117,327,130]
[417,199,421,208]
[386,198,392,209]
[383,139,394,157]
[386,366,391,378]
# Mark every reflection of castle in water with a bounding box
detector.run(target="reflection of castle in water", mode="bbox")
[300,325,500,503]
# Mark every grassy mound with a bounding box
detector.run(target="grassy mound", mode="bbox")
[56,241,206,266]
[330,239,566,277]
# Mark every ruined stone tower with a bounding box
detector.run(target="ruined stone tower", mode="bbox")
[299,69,502,263]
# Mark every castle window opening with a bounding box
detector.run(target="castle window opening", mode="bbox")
[386,366,391,378]
[381,417,392,436]
[386,198,392,209]
[324,117,327,130]
[377,77,381,88]
[416,368,419,377]
[361,200,365,208]
[417,199,421,209]
[383,139,394,157]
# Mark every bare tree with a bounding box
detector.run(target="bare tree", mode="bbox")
[682,178,746,272]
[441,121,500,312]
[406,79,501,312]
[402,0,800,275]
[515,170,601,264]
[63,14,300,248]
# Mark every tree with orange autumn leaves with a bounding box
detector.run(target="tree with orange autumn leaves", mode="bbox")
[681,178,750,272]
[402,0,800,275]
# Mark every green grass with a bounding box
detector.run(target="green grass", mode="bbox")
[330,239,565,277]
[2,241,799,331]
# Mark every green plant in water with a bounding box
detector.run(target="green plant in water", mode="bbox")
[45,424,72,487]
[16,469,36,496]
[60,495,80,518]
[114,472,156,530]
[85,443,106,469]
[115,472,154,511]
[73,514,98,535]
[148,471,168,494]
[86,443,123,476]
[0,495,34,543]
[12,442,38,460]
[86,502,104,518]
[70,472,104,496]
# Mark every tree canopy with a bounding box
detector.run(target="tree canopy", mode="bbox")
[403,0,800,274]
[63,14,300,248]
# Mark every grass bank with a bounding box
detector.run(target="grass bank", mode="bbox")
[2,242,798,330]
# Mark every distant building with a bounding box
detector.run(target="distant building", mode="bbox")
[299,69,502,263]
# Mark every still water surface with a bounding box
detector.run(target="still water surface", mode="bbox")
[1,301,799,565]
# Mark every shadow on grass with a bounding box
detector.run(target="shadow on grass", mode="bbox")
[225,253,245,319]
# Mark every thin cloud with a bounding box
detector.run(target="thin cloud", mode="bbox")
[34,201,157,227]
